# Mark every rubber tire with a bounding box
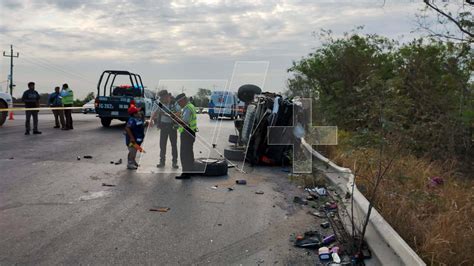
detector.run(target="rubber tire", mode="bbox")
[0,101,7,126]
[194,158,228,176]
[237,84,262,103]
[224,147,245,161]
[241,104,256,143]
[228,134,238,144]
[101,117,112,127]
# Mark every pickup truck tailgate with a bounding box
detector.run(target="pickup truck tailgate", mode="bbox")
[96,96,132,118]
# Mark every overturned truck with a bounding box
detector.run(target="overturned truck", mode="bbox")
[224,84,309,166]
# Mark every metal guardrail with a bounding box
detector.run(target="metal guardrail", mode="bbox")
[301,139,426,266]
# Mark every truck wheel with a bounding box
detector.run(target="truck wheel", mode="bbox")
[224,147,245,161]
[237,84,262,103]
[101,118,112,127]
[0,100,7,126]
[194,158,228,176]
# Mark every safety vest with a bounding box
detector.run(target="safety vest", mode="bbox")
[61,88,74,105]
[178,102,197,133]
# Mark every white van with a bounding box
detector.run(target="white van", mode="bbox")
[209,91,238,120]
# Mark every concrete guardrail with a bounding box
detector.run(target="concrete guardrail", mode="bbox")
[301,139,426,266]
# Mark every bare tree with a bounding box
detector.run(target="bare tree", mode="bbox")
[417,0,473,42]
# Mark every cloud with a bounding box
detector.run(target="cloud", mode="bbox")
[0,0,23,9]
[0,0,427,98]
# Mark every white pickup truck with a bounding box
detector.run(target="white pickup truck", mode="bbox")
[0,92,13,126]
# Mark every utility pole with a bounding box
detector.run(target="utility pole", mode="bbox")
[3,45,19,96]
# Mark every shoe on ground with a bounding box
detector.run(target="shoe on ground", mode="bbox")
[156,162,165,168]
[134,161,139,167]
[62,128,69,130]
[33,131,42,134]
[54,126,60,128]
[25,131,30,135]
[127,164,138,170]
[172,163,179,169]
[175,174,191,179]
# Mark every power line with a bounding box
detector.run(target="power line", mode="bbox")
[21,51,95,83]
[21,56,96,85]
[12,44,97,84]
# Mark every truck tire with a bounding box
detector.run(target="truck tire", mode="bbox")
[224,147,245,161]
[101,117,112,127]
[241,104,256,143]
[194,158,228,176]
[228,134,239,144]
[0,100,7,126]
[237,84,262,103]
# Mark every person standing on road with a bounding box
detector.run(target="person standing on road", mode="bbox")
[21,82,41,135]
[48,86,66,130]
[154,90,179,169]
[174,93,198,179]
[124,105,147,170]
[61,83,74,130]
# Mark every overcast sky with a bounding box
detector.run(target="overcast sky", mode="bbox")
[0,0,428,98]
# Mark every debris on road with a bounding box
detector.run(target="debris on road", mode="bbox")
[320,222,330,229]
[77,156,81,160]
[114,159,122,165]
[211,185,218,189]
[318,246,331,260]
[8,157,14,160]
[325,202,338,210]
[331,247,341,263]
[83,155,93,159]
[149,207,170,212]
[310,211,326,218]
[294,231,322,249]
[293,196,308,205]
[227,187,234,191]
[322,234,336,245]
[255,190,264,195]
[235,179,247,185]
[102,183,116,187]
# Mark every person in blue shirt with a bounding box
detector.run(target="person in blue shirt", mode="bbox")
[124,105,147,170]
[48,86,66,129]
[208,99,215,119]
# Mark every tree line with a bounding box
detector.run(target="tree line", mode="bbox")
[287,30,472,167]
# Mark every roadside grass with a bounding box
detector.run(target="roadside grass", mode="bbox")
[325,142,474,265]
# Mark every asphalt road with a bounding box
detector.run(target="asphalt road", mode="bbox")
[0,113,325,265]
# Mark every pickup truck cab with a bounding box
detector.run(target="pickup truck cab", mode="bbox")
[0,92,13,126]
[95,70,155,127]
